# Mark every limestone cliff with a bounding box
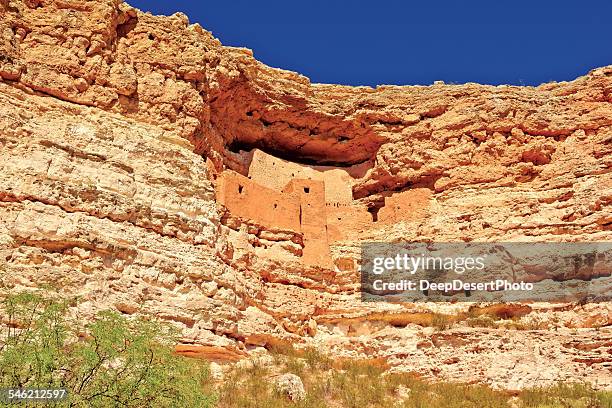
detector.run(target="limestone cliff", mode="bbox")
[0,0,611,390]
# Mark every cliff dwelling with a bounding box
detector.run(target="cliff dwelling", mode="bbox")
[216,149,432,268]
[2,0,612,395]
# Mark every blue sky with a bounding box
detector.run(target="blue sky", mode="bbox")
[128,0,612,86]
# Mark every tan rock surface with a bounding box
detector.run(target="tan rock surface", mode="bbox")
[0,0,611,390]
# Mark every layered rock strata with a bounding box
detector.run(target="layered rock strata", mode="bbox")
[0,0,611,389]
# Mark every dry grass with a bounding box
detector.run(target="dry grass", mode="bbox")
[431,313,453,331]
[212,346,612,408]
[427,309,556,332]
[520,383,612,408]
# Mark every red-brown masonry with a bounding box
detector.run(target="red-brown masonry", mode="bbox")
[216,170,333,267]
[216,171,300,232]
[283,179,333,268]
[247,149,353,204]
[216,169,432,268]
[326,204,372,242]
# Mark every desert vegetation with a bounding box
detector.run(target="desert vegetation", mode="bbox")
[0,293,610,408]
[0,293,216,407]
[215,344,612,408]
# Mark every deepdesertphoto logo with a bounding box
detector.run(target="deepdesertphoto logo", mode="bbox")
[361,242,612,302]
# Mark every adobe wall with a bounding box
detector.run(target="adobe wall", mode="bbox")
[217,164,432,269]
[319,169,354,204]
[215,171,300,232]
[378,188,432,223]
[283,179,333,268]
[216,170,333,268]
[326,204,373,242]
[247,149,353,204]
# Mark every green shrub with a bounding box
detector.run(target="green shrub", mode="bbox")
[0,292,216,407]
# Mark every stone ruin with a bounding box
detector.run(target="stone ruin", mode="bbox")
[216,149,432,267]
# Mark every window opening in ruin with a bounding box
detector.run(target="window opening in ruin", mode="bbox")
[238,185,244,193]
[368,206,380,222]
[304,187,310,193]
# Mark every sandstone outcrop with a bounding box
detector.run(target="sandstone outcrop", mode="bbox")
[0,0,611,390]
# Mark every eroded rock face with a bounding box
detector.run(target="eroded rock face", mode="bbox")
[0,0,611,390]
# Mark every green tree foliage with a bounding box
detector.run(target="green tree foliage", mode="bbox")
[0,293,216,407]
